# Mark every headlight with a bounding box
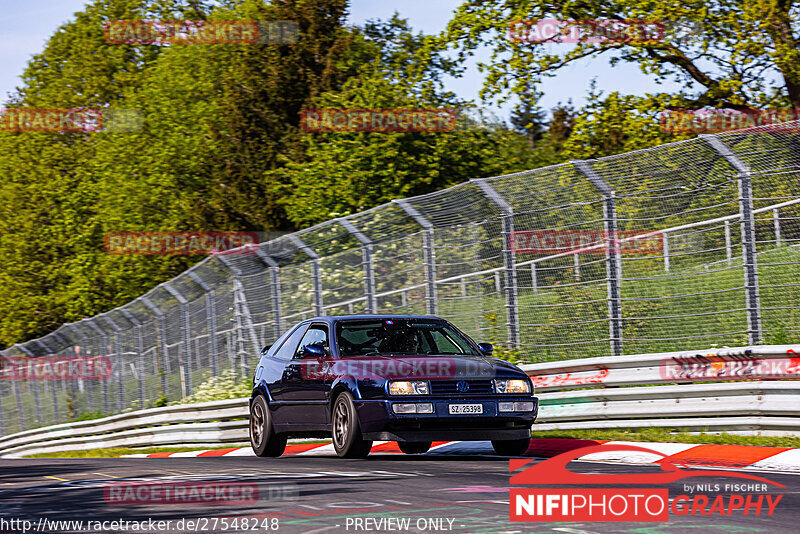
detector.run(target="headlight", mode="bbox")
[494,378,530,394]
[389,380,429,395]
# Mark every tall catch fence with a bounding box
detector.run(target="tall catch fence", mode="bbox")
[2,123,800,436]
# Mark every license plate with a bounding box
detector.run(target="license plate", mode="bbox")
[448,403,483,415]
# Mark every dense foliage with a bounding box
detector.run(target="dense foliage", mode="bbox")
[2,0,796,348]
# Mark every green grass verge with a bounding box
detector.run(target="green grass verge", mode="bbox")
[532,428,800,449]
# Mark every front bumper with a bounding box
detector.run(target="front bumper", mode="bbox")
[355,397,538,442]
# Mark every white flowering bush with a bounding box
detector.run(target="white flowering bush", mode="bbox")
[171,369,250,405]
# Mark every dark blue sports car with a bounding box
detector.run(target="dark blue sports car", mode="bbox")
[249,315,538,458]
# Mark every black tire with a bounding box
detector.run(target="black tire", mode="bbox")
[398,441,432,455]
[250,395,287,457]
[331,392,373,458]
[491,438,531,456]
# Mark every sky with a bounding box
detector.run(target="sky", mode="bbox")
[0,0,684,117]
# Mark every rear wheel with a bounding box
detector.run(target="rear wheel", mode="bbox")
[250,395,287,457]
[491,438,530,456]
[332,392,373,458]
[398,441,432,455]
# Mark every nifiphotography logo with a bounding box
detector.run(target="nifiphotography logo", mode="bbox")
[509,444,785,522]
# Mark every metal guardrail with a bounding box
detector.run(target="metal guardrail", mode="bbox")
[1,344,797,457]
[522,344,800,433]
[0,398,248,458]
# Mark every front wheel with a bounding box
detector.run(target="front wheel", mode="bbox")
[331,392,373,458]
[250,395,287,457]
[491,438,531,456]
[398,441,432,455]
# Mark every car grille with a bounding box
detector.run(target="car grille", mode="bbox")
[429,379,494,395]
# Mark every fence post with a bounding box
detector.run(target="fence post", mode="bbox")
[27,343,46,426]
[288,235,323,316]
[773,208,782,246]
[14,344,38,429]
[531,263,539,293]
[188,272,219,376]
[662,232,671,272]
[216,256,262,378]
[702,135,763,344]
[724,220,733,263]
[573,159,623,356]
[63,323,86,416]
[12,374,24,432]
[141,297,169,398]
[120,310,146,408]
[254,250,283,339]
[473,178,520,348]
[338,217,377,314]
[101,314,125,412]
[0,350,4,435]
[394,199,438,315]
[162,283,193,396]
[83,319,110,414]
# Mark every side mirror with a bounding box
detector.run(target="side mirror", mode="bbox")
[302,344,326,358]
[477,343,494,356]
[260,344,272,355]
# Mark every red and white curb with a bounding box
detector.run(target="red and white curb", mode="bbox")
[120,438,800,473]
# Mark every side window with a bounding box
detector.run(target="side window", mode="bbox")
[273,325,309,361]
[295,325,329,359]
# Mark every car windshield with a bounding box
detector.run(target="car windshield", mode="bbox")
[336,319,480,357]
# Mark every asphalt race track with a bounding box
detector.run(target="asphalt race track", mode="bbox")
[1,453,798,534]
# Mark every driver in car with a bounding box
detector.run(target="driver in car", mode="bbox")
[379,330,420,354]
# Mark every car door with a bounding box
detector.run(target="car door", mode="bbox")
[280,323,331,427]
[267,323,310,426]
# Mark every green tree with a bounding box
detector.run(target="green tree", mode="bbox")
[443,0,800,110]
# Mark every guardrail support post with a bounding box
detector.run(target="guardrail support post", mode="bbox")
[288,235,323,316]
[338,218,377,313]
[254,251,283,339]
[394,199,438,315]
[702,135,763,344]
[162,283,193,396]
[573,159,623,356]
[473,178,521,348]
[141,297,169,398]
